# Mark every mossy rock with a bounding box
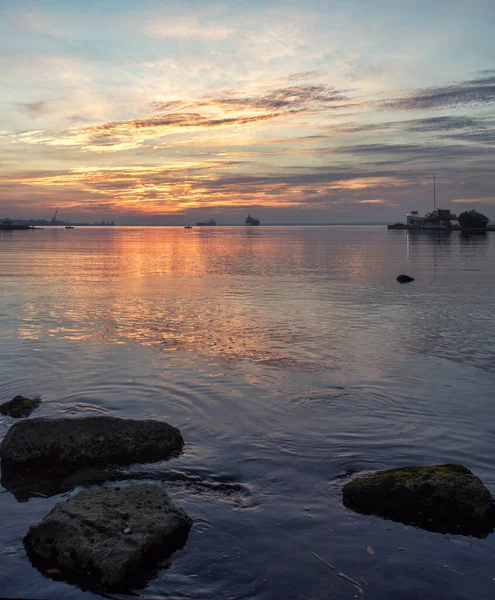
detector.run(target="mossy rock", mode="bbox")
[0,395,41,418]
[343,464,495,537]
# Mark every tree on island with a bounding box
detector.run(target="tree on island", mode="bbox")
[458,210,490,229]
[424,209,458,228]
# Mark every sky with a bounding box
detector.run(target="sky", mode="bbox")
[0,0,494,225]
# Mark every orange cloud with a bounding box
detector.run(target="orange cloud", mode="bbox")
[9,83,356,153]
[15,111,300,153]
[2,165,307,212]
[452,197,495,204]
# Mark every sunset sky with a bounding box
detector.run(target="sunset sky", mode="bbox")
[1,0,494,224]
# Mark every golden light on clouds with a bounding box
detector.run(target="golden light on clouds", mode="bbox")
[2,15,494,224]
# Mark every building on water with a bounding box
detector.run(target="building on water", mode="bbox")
[406,209,457,230]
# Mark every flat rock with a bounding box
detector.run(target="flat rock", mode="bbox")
[0,395,41,418]
[25,483,192,590]
[0,416,184,471]
[343,464,495,537]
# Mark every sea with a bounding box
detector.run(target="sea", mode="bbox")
[1,225,494,600]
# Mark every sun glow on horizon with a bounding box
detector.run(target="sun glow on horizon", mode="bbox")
[1,1,494,223]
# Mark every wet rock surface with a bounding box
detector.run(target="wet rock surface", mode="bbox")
[343,464,495,537]
[0,416,184,471]
[0,395,41,418]
[24,483,192,590]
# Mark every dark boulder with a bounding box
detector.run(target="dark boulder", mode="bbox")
[0,416,184,472]
[343,464,495,537]
[24,483,192,590]
[0,395,41,418]
[397,274,414,283]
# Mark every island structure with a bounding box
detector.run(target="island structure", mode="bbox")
[388,209,457,230]
[0,218,31,230]
[1,214,115,228]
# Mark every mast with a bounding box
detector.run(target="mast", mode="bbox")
[433,174,436,211]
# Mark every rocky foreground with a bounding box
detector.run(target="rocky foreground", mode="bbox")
[343,464,495,537]
[25,484,192,590]
[0,414,192,590]
[0,415,184,470]
[3,408,495,591]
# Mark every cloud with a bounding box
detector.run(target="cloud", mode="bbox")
[386,75,495,110]
[12,111,299,152]
[442,130,495,145]
[152,83,349,114]
[198,84,347,112]
[15,100,50,117]
[2,165,404,214]
[13,82,353,152]
[144,20,235,40]
[329,142,494,161]
[405,116,483,132]
[452,197,495,204]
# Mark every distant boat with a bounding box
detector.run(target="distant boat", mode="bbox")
[65,225,74,229]
[245,213,260,226]
[184,225,193,229]
[196,218,216,226]
[0,218,30,231]
[387,222,407,229]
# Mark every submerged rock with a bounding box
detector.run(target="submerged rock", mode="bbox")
[0,416,184,471]
[0,395,41,418]
[25,483,192,590]
[396,274,414,283]
[342,464,495,537]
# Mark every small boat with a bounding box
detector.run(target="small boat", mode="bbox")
[196,218,216,226]
[387,222,407,229]
[65,225,74,229]
[245,213,260,226]
[184,225,193,229]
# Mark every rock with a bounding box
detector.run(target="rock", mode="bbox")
[342,464,495,537]
[0,395,41,418]
[0,416,184,471]
[24,483,192,590]
[396,274,414,283]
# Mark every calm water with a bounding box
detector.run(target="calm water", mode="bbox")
[1,226,495,599]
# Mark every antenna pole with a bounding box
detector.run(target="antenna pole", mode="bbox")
[433,174,436,211]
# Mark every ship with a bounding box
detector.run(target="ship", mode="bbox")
[196,218,217,226]
[245,213,260,226]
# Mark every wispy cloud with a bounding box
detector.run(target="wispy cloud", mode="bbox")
[452,196,495,204]
[15,100,51,117]
[386,75,495,110]
[441,130,495,145]
[19,111,299,152]
[1,165,403,213]
[144,20,235,40]
[12,83,353,152]
[329,142,494,161]
[405,116,484,132]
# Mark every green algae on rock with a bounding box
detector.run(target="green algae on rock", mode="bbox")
[0,395,41,418]
[342,464,495,537]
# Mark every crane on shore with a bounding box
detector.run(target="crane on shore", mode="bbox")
[51,210,58,224]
